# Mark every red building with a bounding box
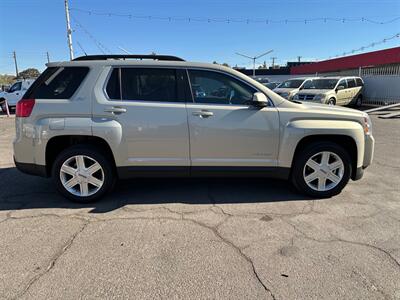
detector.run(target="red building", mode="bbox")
[291,46,400,75]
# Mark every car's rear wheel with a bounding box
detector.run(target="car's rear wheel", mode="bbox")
[354,95,363,108]
[327,98,336,105]
[291,142,352,198]
[52,145,115,203]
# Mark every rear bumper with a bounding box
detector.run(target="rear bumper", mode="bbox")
[14,157,48,177]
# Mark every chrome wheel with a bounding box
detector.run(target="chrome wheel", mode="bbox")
[303,151,344,192]
[59,155,104,197]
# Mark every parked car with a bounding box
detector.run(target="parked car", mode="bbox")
[0,79,34,112]
[13,54,374,202]
[292,77,364,106]
[264,82,281,90]
[273,77,317,100]
[255,77,269,84]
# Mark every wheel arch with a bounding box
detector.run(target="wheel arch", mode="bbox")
[45,135,117,177]
[292,134,358,180]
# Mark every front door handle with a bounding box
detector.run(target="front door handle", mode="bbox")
[104,107,127,114]
[192,110,214,118]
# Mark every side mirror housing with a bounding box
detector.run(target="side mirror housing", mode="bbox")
[336,85,344,92]
[252,92,268,108]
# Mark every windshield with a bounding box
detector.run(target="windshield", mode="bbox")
[277,79,304,89]
[302,79,339,90]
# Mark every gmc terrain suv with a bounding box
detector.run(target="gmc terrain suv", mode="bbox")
[13,55,374,202]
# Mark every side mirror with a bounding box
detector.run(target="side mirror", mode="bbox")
[336,85,344,91]
[251,92,268,108]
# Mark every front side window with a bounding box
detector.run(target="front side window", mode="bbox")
[120,68,180,102]
[337,79,347,89]
[188,70,256,105]
[8,82,22,93]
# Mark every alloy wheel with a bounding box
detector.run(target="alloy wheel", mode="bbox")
[59,155,104,197]
[303,151,344,192]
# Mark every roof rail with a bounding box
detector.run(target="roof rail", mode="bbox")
[73,54,185,62]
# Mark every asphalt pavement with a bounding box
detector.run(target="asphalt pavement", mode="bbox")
[0,112,399,299]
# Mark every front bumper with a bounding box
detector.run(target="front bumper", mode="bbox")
[363,134,375,168]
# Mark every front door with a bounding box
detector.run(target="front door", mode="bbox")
[92,67,190,174]
[6,82,22,106]
[186,69,280,169]
[336,79,348,105]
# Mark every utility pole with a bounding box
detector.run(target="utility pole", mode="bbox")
[297,56,302,63]
[13,51,19,77]
[271,57,277,68]
[46,51,50,63]
[64,0,74,60]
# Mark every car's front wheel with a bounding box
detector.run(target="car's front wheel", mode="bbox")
[327,98,336,105]
[52,145,115,203]
[291,142,352,198]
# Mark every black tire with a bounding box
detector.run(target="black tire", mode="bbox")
[354,95,363,108]
[327,98,336,106]
[52,145,115,203]
[291,142,352,198]
[0,100,6,113]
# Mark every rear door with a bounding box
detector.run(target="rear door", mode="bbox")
[92,67,190,174]
[186,69,280,169]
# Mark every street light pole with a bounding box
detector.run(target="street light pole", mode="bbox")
[236,50,273,77]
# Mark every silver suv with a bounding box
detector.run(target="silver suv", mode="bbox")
[13,55,375,202]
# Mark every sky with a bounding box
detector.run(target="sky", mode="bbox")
[0,0,399,75]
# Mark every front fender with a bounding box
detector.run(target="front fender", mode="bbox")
[278,119,365,168]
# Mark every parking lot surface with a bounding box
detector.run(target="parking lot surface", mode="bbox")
[0,113,399,299]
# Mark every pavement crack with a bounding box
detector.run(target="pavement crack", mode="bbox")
[14,220,89,299]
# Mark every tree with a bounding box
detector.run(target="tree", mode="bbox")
[221,63,230,67]
[0,74,15,86]
[18,68,40,79]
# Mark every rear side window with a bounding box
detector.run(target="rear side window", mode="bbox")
[356,78,364,86]
[24,67,89,99]
[106,68,121,100]
[118,68,181,102]
[347,78,356,88]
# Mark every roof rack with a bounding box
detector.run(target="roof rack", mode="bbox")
[73,54,185,62]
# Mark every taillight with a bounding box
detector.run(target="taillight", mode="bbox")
[16,99,35,117]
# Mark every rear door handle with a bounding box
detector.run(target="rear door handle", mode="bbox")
[104,107,127,114]
[192,110,214,118]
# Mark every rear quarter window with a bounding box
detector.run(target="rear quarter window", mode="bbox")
[356,78,364,87]
[24,67,89,99]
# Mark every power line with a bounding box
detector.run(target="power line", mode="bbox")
[328,32,400,59]
[69,7,400,25]
[71,17,111,54]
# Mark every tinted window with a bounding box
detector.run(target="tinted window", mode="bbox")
[356,78,364,87]
[25,67,89,99]
[347,78,356,88]
[337,79,347,89]
[302,79,338,90]
[9,82,22,93]
[188,70,256,105]
[106,68,121,100]
[277,79,304,89]
[120,68,180,102]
